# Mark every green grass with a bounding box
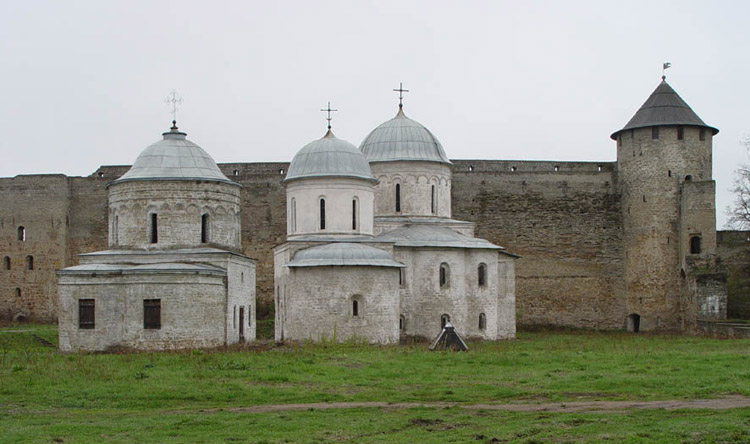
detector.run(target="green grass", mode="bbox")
[1,326,750,443]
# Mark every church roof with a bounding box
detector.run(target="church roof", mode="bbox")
[360,108,452,165]
[610,80,718,140]
[110,123,237,185]
[286,242,403,268]
[58,262,226,275]
[375,224,503,250]
[285,130,376,183]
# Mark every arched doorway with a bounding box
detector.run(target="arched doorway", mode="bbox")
[626,313,641,333]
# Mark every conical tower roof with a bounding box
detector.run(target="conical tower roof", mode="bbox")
[610,80,718,140]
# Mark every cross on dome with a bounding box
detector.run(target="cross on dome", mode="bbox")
[320,101,338,130]
[393,82,409,108]
[164,89,183,128]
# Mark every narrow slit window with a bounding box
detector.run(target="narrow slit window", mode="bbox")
[201,213,209,243]
[351,295,362,318]
[319,198,326,230]
[352,199,358,230]
[677,127,684,140]
[79,299,95,329]
[3,256,10,270]
[352,299,359,317]
[26,256,33,270]
[17,226,25,241]
[150,214,158,244]
[479,313,486,330]
[15,288,21,298]
[395,184,401,212]
[690,236,701,255]
[439,263,449,287]
[431,185,436,214]
[699,128,706,141]
[652,127,659,139]
[291,198,297,232]
[144,299,161,329]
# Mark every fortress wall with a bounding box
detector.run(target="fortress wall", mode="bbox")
[718,231,750,318]
[68,177,109,264]
[450,160,625,329]
[0,175,70,322]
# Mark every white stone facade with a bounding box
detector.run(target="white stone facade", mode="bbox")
[370,161,452,218]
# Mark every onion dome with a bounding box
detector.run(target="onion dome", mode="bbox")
[286,242,403,268]
[284,130,376,183]
[110,122,236,185]
[360,108,451,164]
[611,80,718,140]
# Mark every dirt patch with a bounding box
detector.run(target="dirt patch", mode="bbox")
[187,394,750,415]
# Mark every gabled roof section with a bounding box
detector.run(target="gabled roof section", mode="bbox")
[610,80,718,140]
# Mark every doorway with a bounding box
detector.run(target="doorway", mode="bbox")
[626,313,640,333]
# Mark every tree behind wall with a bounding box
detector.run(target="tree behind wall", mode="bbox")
[726,138,750,230]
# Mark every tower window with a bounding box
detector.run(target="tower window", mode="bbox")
[554,165,559,172]
[431,185,436,214]
[233,169,239,176]
[677,127,684,140]
[279,168,285,175]
[479,313,487,330]
[468,165,473,172]
[439,263,449,287]
[399,268,404,287]
[685,175,692,182]
[26,256,33,270]
[395,184,401,212]
[699,128,706,141]
[319,198,326,230]
[144,299,161,329]
[352,199,358,230]
[652,127,659,139]
[598,165,602,172]
[478,263,487,287]
[150,214,158,244]
[201,213,209,243]
[690,236,702,255]
[3,256,10,270]
[78,299,95,329]
[510,166,517,172]
[17,226,25,241]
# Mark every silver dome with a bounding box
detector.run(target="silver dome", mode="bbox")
[110,124,236,185]
[360,108,451,165]
[286,242,403,267]
[285,130,376,183]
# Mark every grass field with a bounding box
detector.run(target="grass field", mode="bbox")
[1,325,749,443]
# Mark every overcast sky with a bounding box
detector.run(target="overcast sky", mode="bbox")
[1,0,748,227]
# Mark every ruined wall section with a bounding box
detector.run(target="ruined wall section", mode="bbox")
[0,175,70,322]
[718,231,750,318]
[451,160,625,329]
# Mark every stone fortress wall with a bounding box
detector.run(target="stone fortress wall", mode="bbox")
[1,159,748,328]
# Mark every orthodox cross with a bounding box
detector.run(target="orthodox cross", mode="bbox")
[393,82,409,108]
[320,101,338,129]
[164,89,183,124]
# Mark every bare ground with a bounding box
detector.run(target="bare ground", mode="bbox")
[190,394,750,414]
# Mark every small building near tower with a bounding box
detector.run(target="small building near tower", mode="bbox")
[57,122,256,351]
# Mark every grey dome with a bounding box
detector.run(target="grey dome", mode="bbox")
[611,80,718,140]
[285,130,376,183]
[286,242,403,267]
[111,124,236,185]
[375,225,502,250]
[360,108,451,165]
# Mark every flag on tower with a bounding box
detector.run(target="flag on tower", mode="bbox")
[663,62,672,70]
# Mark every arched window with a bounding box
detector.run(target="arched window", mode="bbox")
[431,184,436,214]
[441,314,450,328]
[290,198,297,232]
[351,295,363,317]
[352,198,358,230]
[478,263,487,287]
[17,226,25,241]
[439,263,449,287]
[399,315,405,331]
[3,257,10,270]
[479,313,486,330]
[690,236,701,255]
[685,175,693,182]
[26,256,33,270]
[395,184,401,212]
[201,213,209,243]
[150,214,158,244]
[113,215,119,244]
[319,198,326,230]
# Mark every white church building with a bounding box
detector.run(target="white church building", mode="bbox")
[57,122,256,351]
[274,102,517,343]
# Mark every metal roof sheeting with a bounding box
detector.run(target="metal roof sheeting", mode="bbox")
[57,262,226,275]
[284,130,376,182]
[375,224,502,250]
[286,242,403,268]
[111,129,237,185]
[360,108,452,165]
[611,80,718,139]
